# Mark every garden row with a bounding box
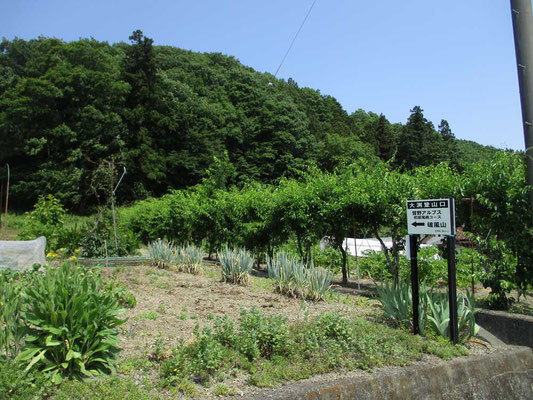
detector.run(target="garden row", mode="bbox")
[122,152,531,307]
[148,239,333,301]
[147,239,478,343]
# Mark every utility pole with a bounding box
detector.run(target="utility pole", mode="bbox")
[510,0,533,217]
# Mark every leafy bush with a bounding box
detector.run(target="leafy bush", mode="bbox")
[237,309,293,361]
[0,358,52,400]
[105,280,137,308]
[81,210,139,258]
[465,233,517,309]
[313,246,343,274]
[160,328,232,386]
[359,246,483,289]
[358,251,395,281]
[218,246,253,285]
[18,194,66,251]
[17,263,126,383]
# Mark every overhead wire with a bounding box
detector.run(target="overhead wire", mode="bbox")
[273,0,318,79]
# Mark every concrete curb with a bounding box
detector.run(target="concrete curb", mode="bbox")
[476,310,533,348]
[245,347,533,400]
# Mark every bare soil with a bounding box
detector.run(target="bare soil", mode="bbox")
[108,261,380,362]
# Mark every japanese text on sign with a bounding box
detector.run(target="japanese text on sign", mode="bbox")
[406,198,455,236]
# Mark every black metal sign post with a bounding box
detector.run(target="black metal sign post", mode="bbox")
[447,198,459,344]
[409,234,419,335]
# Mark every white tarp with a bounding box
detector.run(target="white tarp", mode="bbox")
[0,237,46,271]
[337,236,444,258]
[341,237,393,258]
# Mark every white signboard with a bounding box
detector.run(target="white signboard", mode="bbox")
[406,198,455,236]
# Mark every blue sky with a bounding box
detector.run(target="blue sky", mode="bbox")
[0,0,528,150]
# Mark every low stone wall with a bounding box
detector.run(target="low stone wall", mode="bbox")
[246,347,533,400]
[476,309,533,348]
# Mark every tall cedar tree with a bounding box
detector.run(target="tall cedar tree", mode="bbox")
[398,106,434,169]
[122,30,166,199]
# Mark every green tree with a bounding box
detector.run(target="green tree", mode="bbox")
[463,152,533,304]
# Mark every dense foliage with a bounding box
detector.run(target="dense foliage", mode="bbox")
[0,32,499,212]
[1,31,528,308]
[122,152,532,303]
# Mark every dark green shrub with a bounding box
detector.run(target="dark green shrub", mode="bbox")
[357,251,394,281]
[18,194,66,251]
[313,246,343,274]
[17,263,126,383]
[81,211,139,257]
[359,247,482,289]
[161,327,232,386]
[237,308,293,361]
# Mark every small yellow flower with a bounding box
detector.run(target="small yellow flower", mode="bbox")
[46,252,59,258]
[68,255,77,261]
[74,248,81,255]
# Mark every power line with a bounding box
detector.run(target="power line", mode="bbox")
[273,0,318,78]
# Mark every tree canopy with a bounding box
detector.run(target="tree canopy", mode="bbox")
[0,32,507,212]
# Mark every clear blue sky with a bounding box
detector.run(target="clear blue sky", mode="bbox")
[1,0,528,150]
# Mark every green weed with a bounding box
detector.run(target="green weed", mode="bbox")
[135,311,159,320]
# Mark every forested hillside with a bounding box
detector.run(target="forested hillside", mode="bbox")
[0,31,502,212]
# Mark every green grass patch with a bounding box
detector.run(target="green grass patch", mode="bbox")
[54,376,161,400]
[118,356,154,374]
[135,310,159,320]
[159,308,468,392]
[213,383,237,396]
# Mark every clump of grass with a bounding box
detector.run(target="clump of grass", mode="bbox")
[213,384,236,396]
[148,240,203,274]
[307,267,332,301]
[267,252,332,301]
[148,239,175,269]
[135,310,159,320]
[179,244,203,274]
[218,246,254,285]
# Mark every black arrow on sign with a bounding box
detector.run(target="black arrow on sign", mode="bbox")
[412,221,425,227]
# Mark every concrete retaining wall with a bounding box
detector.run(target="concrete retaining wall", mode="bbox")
[246,347,533,400]
[476,310,533,348]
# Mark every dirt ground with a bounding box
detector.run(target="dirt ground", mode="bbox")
[96,259,509,399]
[107,261,380,362]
